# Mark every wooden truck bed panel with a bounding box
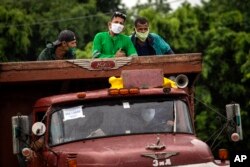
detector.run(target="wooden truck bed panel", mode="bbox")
[0,53,202,83]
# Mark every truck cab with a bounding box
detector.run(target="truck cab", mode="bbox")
[31,86,214,167]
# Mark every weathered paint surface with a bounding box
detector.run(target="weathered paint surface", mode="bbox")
[0,54,201,82]
[0,53,202,167]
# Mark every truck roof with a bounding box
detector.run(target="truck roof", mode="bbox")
[33,88,188,108]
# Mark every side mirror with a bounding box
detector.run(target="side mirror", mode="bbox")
[32,122,46,136]
[226,103,243,142]
[11,115,30,154]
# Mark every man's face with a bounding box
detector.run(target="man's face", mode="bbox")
[62,40,77,51]
[67,40,77,48]
[108,16,125,35]
[111,16,125,25]
[135,22,149,33]
[142,108,155,122]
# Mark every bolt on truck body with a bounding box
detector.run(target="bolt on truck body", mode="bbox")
[8,54,242,167]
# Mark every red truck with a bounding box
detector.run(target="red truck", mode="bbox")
[1,54,242,166]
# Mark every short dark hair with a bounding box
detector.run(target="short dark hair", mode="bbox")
[111,11,127,21]
[134,17,149,27]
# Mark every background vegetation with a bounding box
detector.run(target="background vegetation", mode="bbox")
[0,0,249,157]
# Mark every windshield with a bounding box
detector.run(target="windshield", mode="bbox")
[49,97,193,145]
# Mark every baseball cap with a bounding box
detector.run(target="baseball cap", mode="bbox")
[53,30,76,45]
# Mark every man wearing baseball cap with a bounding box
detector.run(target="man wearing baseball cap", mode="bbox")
[37,29,77,60]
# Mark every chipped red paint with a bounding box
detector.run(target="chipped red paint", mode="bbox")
[0,54,208,167]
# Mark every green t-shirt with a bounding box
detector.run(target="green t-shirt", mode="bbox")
[92,32,138,58]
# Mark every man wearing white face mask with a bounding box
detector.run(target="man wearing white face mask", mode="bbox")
[92,11,138,58]
[131,17,174,56]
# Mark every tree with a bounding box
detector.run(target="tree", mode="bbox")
[0,5,33,61]
[194,0,250,152]
[0,0,126,61]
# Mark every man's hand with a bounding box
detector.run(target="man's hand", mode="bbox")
[115,48,126,57]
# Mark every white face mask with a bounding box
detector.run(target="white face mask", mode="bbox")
[110,23,124,34]
[135,29,149,42]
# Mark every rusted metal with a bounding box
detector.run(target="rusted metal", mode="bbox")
[0,53,202,167]
[122,69,163,88]
[0,53,202,83]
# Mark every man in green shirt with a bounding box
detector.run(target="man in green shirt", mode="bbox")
[92,11,138,58]
[37,30,77,60]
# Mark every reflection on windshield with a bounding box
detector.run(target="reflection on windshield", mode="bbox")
[49,98,193,145]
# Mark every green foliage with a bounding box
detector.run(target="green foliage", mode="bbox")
[96,0,124,12]
[0,5,33,61]
[0,0,124,61]
[218,10,243,31]
[194,0,250,152]
[76,42,93,59]
[132,0,171,14]
[233,32,250,82]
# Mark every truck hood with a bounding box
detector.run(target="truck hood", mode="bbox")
[52,134,215,167]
